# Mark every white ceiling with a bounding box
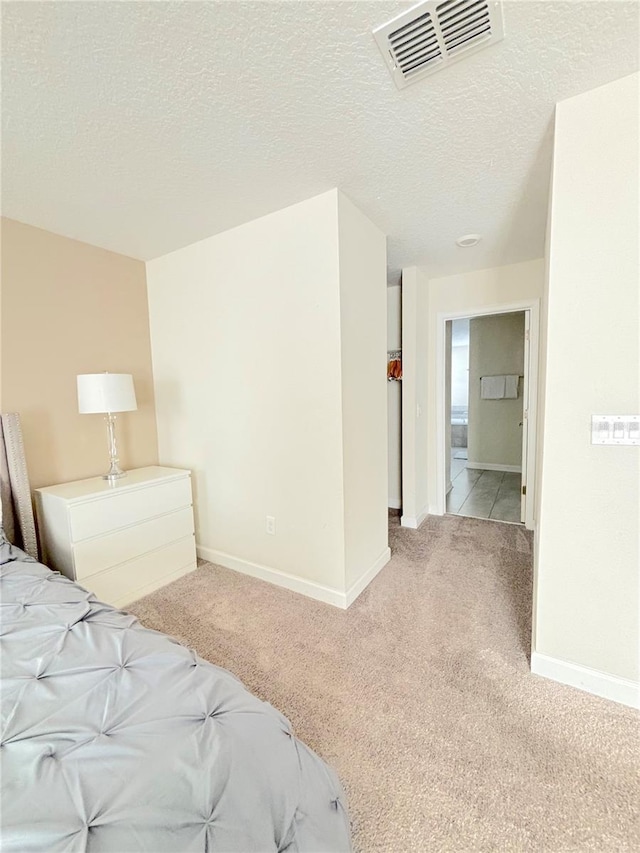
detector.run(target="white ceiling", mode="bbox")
[2,1,638,282]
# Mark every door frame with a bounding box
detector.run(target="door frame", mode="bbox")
[435,298,540,530]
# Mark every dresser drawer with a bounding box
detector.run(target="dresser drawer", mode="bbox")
[87,535,196,606]
[69,477,192,541]
[72,506,195,580]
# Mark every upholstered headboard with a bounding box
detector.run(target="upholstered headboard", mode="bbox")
[0,413,39,560]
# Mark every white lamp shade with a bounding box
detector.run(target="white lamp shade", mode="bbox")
[77,373,138,414]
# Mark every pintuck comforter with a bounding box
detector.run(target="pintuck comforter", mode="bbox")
[0,537,351,852]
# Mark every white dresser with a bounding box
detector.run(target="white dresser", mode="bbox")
[35,466,197,608]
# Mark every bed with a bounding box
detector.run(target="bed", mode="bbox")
[0,414,351,852]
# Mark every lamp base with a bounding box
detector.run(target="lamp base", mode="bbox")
[102,470,127,482]
[103,414,127,482]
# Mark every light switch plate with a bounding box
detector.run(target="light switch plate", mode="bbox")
[591,415,640,445]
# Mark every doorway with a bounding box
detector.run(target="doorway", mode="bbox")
[446,311,526,523]
[436,302,539,529]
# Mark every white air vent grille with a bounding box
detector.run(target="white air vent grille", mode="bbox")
[374,0,504,90]
[388,11,442,79]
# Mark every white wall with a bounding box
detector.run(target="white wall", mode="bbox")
[532,136,554,659]
[451,344,469,409]
[337,192,389,591]
[423,260,544,514]
[534,73,639,699]
[467,312,525,469]
[401,266,430,528]
[387,285,402,508]
[147,189,389,608]
[147,190,344,592]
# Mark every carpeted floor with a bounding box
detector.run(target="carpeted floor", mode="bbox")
[128,514,639,852]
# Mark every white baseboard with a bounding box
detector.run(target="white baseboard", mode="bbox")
[466,461,522,473]
[345,547,391,607]
[401,506,429,529]
[388,498,402,510]
[531,651,639,709]
[196,545,391,610]
[197,545,348,608]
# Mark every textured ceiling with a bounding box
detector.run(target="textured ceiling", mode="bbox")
[2,1,638,282]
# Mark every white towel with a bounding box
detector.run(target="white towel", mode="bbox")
[504,375,519,399]
[480,375,506,399]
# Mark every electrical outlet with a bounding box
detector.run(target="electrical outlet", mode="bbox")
[266,516,276,535]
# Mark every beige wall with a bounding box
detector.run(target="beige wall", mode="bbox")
[146,190,388,605]
[468,312,525,469]
[387,285,402,508]
[535,73,639,687]
[1,218,159,489]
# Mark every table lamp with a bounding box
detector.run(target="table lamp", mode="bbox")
[77,373,137,481]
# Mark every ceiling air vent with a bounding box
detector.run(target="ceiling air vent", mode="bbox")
[373,0,504,90]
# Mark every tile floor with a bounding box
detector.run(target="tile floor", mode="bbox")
[447,449,522,523]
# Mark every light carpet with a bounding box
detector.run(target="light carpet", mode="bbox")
[128,514,639,852]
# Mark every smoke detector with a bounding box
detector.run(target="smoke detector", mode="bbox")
[373,0,505,90]
[456,234,482,247]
